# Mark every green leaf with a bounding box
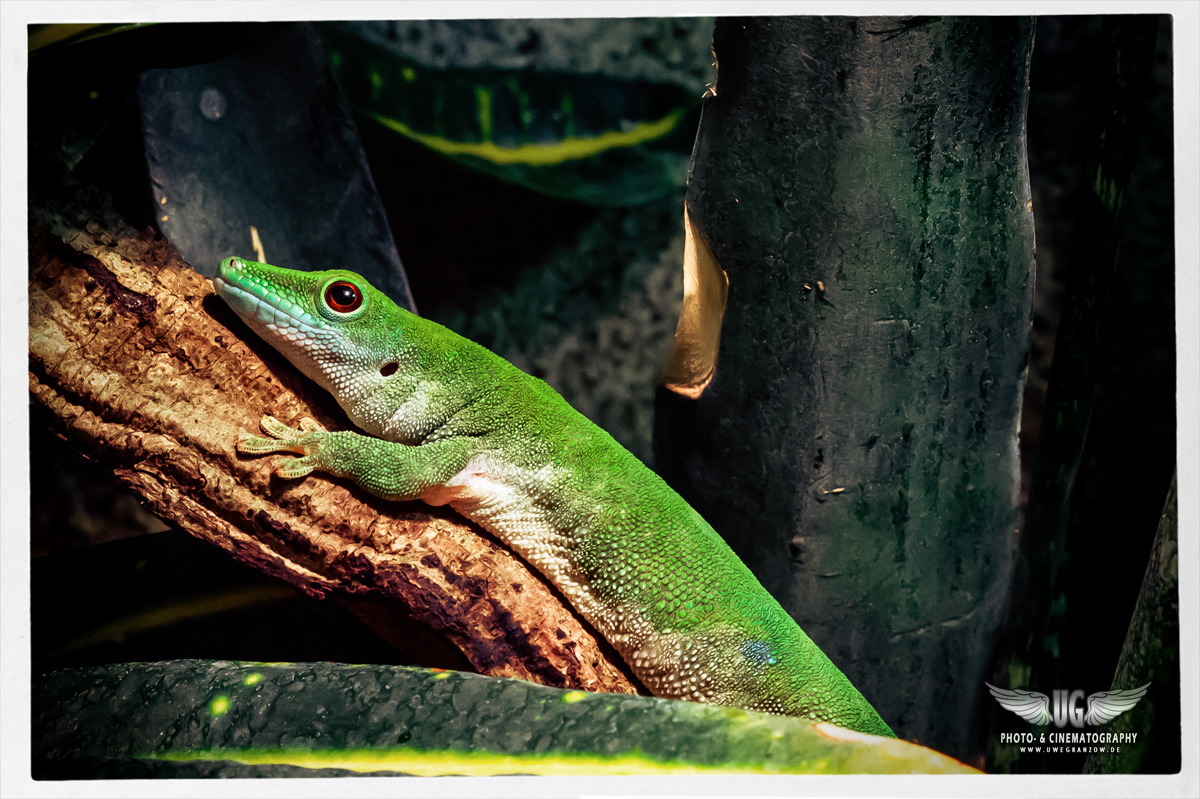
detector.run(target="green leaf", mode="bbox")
[34,660,979,777]
[318,26,700,206]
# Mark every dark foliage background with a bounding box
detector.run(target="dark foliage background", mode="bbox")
[27,16,1176,773]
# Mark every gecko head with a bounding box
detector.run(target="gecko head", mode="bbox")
[214,256,414,402]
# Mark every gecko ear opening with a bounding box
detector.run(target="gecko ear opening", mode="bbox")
[380,362,399,377]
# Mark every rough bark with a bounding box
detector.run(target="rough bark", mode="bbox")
[1082,473,1180,774]
[28,179,639,697]
[654,17,1035,758]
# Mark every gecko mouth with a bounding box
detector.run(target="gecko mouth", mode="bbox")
[214,259,325,336]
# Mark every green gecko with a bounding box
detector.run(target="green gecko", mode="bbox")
[213,256,893,738]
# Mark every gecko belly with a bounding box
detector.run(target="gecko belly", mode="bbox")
[435,455,601,614]
[428,454,747,707]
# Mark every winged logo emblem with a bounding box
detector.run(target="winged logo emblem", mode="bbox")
[986,683,1052,726]
[986,682,1150,728]
[1083,684,1151,725]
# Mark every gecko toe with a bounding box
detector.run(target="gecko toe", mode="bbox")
[259,415,305,440]
[277,455,318,479]
[238,434,291,454]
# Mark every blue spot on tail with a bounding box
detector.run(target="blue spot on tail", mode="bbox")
[741,639,778,666]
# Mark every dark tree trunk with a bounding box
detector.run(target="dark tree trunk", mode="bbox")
[654,16,1035,759]
[986,15,1161,774]
[1082,472,1180,775]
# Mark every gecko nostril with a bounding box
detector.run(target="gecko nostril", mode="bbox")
[380,362,398,377]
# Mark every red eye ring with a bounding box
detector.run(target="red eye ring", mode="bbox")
[325,280,363,313]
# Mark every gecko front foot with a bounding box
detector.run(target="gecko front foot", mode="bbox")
[238,415,329,479]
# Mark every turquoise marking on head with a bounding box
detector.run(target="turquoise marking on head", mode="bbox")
[213,257,411,403]
[213,256,484,444]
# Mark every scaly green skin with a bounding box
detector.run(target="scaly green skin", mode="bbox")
[213,257,893,737]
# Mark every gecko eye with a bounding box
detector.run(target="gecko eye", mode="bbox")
[324,281,363,313]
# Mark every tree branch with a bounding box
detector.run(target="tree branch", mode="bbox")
[28,179,640,697]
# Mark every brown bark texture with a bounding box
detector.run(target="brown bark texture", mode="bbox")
[27,180,639,697]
